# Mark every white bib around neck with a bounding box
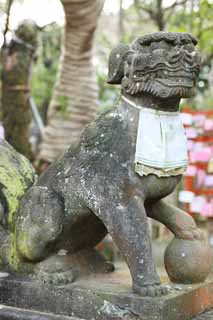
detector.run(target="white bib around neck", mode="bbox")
[121,96,188,177]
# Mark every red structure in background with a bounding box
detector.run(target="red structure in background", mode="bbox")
[179,108,213,217]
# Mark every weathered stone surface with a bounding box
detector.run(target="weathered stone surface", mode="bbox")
[0,269,212,320]
[0,140,36,270]
[0,306,79,320]
[165,238,211,283]
[0,32,209,298]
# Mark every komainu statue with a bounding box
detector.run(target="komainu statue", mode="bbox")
[0,32,210,297]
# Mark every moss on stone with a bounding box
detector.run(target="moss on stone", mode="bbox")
[0,141,36,271]
[0,155,35,228]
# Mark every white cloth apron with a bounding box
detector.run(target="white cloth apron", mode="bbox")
[121,96,188,177]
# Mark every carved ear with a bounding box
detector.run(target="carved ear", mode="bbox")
[107,43,130,85]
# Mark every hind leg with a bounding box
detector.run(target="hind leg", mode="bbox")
[35,246,114,285]
[92,195,168,297]
[35,212,114,284]
[146,200,204,240]
[16,186,113,283]
[14,186,75,283]
[16,186,64,262]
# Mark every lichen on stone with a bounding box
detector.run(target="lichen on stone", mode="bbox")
[0,140,36,270]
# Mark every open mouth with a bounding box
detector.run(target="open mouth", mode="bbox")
[155,77,193,88]
[134,68,195,88]
[134,64,199,76]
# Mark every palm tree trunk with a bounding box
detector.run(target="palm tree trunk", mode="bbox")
[39,0,104,162]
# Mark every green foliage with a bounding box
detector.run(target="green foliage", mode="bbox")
[31,59,56,110]
[169,0,213,57]
[31,24,61,122]
[168,0,213,109]
[121,4,153,43]
[3,0,213,119]
[181,88,213,110]
[57,95,70,119]
[97,70,119,112]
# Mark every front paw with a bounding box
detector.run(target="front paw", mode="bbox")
[34,269,75,285]
[133,283,170,297]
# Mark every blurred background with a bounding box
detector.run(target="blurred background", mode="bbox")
[0,0,212,270]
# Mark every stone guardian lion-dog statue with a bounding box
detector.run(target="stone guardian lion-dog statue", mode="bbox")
[0,32,210,297]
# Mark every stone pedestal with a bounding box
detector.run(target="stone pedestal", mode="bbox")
[0,266,212,320]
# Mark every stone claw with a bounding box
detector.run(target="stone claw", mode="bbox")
[36,269,75,286]
[133,283,170,297]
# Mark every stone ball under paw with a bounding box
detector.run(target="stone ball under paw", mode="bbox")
[164,237,211,284]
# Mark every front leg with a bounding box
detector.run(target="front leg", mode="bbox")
[146,199,204,240]
[94,195,167,297]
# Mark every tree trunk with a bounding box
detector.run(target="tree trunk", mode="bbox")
[156,0,165,31]
[2,0,14,46]
[119,0,124,41]
[39,0,104,163]
[1,20,38,161]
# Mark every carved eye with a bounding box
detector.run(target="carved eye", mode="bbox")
[150,42,159,50]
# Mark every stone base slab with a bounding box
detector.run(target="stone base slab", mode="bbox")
[0,266,213,320]
[0,306,79,320]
